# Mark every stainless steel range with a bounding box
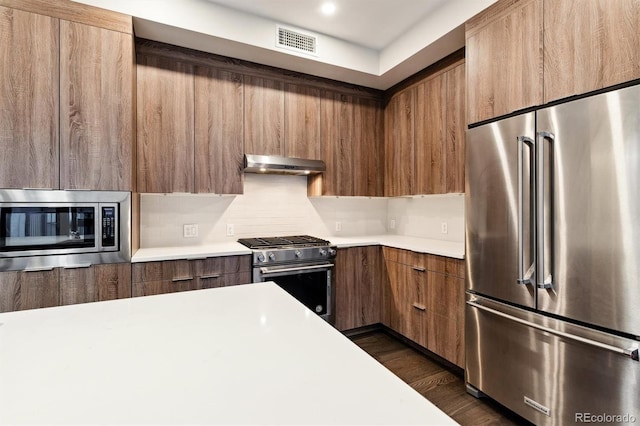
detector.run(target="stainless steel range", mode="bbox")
[238,235,337,322]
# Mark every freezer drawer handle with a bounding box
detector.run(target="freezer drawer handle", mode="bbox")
[467,300,639,361]
[517,135,536,286]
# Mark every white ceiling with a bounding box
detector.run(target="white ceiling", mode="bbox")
[72,0,497,89]
[205,0,449,50]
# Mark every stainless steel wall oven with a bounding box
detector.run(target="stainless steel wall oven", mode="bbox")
[0,190,131,271]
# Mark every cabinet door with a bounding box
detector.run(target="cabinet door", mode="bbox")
[320,91,354,196]
[384,89,415,196]
[244,76,284,156]
[95,263,131,301]
[426,273,464,367]
[60,266,95,306]
[0,7,59,189]
[60,21,133,191]
[194,67,244,194]
[544,0,640,103]
[353,98,384,197]
[0,269,59,313]
[465,0,543,124]
[335,246,382,331]
[415,75,446,195]
[197,271,252,290]
[381,259,406,333]
[445,63,466,193]
[132,260,194,296]
[284,83,321,159]
[137,54,194,193]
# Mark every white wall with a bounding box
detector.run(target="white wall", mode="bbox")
[387,194,465,242]
[139,174,464,248]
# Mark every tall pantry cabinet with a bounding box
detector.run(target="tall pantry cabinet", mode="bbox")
[0,1,134,191]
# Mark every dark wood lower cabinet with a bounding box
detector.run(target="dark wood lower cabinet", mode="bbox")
[132,255,252,297]
[60,263,132,306]
[334,246,383,331]
[0,269,60,313]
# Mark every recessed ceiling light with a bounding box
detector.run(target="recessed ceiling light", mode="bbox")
[321,2,336,15]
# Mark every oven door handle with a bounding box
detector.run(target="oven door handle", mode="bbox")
[260,263,335,275]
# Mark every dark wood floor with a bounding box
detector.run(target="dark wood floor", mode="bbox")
[351,331,531,426]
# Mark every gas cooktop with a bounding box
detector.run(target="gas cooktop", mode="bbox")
[237,235,331,250]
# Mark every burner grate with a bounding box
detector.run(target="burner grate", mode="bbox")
[237,235,330,249]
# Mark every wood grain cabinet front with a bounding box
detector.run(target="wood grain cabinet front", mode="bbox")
[0,6,59,189]
[334,246,383,331]
[60,263,132,306]
[132,256,252,297]
[382,247,465,367]
[0,269,59,313]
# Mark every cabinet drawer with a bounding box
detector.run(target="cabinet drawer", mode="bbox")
[196,271,251,290]
[191,255,250,277]
[132,278,195,297]
[132,260,192,283]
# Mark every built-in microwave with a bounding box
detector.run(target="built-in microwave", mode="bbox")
[0,190,131,272]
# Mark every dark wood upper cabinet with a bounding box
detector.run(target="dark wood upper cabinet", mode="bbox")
[445,64,466,193]
[465,0,543,124]
[60,20,133,191]
[320,90,355,196]
[0,6,59,189]
[544,0,640,103]
[244,76,285,156]
[415,75,446,195]
[194,67,244,194]
[284,83,321,160]
[137,54,195,193]
[353,97,384,197]
[384,88,415,197]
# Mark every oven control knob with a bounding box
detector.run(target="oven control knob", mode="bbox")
[328,248,337,257]
[257,253,266,262]
[295,250,302,258]
[268,252,276,261]
[319,248,327,256]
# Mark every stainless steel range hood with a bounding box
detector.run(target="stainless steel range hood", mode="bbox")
[244,154,326,175]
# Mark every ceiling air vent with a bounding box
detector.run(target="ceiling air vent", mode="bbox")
[276,25,317,56]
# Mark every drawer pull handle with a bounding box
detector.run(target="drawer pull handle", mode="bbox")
[200,274,221,280]
[63,263,92,269]
[172,276,193,282]
[412,266,426,272]
[412,303,426,311]
[23,266,55,273]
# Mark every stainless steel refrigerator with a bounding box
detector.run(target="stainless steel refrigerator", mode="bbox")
[465,83,640,425]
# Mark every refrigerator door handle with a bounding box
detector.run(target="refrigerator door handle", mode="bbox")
[537,131,555,290]
[517,136,536,286]
[467,299,639,361]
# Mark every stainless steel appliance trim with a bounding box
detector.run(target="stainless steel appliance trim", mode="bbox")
[62,263,92,269]
[467,299,638,359]
[536,131,555,290]
[259,263,335,275]
[97,202,119,253]
[517,135,535,286]
[244,154,326,175]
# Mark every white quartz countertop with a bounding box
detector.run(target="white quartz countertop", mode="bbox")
[131,241,252,262]
[132,235,464,262]
[0,283,456,425]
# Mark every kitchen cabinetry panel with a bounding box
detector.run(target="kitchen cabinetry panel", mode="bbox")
[191,255,251,277]
[132,260,192,283]
[196,271,252,290]
[353,97,384,197]
[382,246,465,367]
[384,89,415,196]
[60,263,132,306]
[445,64,466,193]
[415,75,446,195]
[335,246,382,331]
[544,0,640,103]
[284,84,321,160]
[194,67,244,194]
[137,54,194,193]
[60,20,133,190]
[244,76,284,156]
[132,279,195,297]
[0,6,59,189]
[320,90,355,196]
[465,0,543,124]
[0,269,59,313]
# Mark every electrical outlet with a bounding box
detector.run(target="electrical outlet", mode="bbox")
[441,222,448,234]
[335,221,342,232]
[226,224,235,236]
[183,224,198,238]
[389,219,396,230]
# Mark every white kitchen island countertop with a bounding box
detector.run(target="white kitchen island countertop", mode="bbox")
[0,283,456,425]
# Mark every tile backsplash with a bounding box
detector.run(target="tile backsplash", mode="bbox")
[139,174,465,247]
